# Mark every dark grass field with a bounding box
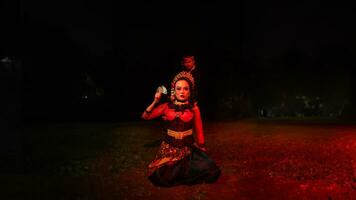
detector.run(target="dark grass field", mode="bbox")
[1,119,356,200]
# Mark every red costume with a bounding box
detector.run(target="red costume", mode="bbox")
[142,102,220,187]
[142,70,220,187]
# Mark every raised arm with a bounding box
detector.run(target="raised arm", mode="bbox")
[142,89,167,120]
[142,102,167,120]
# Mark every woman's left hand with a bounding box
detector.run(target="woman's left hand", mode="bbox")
[195,143,208,153]
[199,146,208,153]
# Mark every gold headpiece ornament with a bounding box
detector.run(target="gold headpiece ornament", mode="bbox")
[171,71,195,90]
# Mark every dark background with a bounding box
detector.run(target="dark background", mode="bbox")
[2,1,356,123]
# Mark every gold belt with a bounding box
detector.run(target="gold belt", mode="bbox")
[167,129,193,140]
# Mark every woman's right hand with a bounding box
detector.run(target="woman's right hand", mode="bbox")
[154,90,162,103]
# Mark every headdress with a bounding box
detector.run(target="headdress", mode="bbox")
[171,71,195,90]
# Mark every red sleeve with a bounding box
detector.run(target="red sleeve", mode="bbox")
[142,103,168,120]
[193,104,205,144]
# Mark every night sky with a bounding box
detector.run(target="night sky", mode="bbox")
[3,1,356,121]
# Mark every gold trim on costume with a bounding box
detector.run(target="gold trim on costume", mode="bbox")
[167,129,193,139]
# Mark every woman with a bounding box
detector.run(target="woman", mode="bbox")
[142,71,221,187]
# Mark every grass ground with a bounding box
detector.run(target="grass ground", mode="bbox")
[1,119,355,200]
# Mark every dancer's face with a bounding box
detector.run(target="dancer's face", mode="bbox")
[174,80,190,102]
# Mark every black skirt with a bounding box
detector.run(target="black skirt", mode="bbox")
[148,146,221,187]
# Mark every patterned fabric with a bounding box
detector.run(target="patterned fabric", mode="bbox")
[148,145,221,187]
[148,141,191,175]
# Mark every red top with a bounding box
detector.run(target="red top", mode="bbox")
[142,102,205,145]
